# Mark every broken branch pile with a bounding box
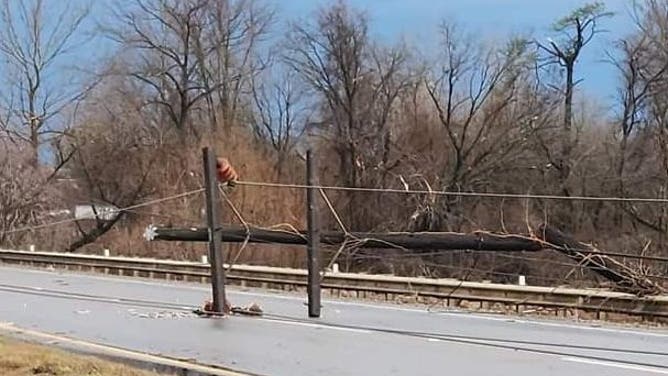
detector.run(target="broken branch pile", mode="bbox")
[536,224,663,296]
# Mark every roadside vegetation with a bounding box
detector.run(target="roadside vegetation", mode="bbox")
[0,336,166,376]
[1,0,668,287]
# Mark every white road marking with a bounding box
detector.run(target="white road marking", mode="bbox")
[2,265,667,338]
[257,317,372,334]
[426,310,668,338]
[561,356,668,374]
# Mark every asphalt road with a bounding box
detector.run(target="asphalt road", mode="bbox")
[0,265,667,376]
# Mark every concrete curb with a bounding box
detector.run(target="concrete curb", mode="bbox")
[0,322,259,376]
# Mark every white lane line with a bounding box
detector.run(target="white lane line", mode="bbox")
[0,266,211,292]
[425,311,668,338]
[256,317,372,334]
[3,265,668,338]
[562,356,668,374]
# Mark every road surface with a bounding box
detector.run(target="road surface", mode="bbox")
[0,265,666,376]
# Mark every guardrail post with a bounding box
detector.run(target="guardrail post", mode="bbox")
[203,147,227,314]
[306,149,321,318]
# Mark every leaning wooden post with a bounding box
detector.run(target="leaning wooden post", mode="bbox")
[203,147,227,314]
[306,149,321,318]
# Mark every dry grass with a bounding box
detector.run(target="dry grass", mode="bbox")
[0,336,166,376]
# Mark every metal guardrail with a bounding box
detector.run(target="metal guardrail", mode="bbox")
[1,249,667,322]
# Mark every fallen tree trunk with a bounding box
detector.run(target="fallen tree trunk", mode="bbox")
[144,225,545,252]
[144,224,664,295]
[536,224,663,296]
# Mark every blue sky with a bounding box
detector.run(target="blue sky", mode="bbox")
[75,0,635,111]
[270,0,635,110]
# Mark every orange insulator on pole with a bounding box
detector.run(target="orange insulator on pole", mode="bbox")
[215,157,238,186]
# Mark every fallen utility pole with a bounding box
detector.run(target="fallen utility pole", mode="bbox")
[144,225,544,252]
[144,223,665,296]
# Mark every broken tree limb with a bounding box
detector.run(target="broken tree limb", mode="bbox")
[143,225,545,252]
[536,224,664,296]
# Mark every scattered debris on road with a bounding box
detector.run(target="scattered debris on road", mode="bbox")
[194,299,263,317]
[127,309,193,319]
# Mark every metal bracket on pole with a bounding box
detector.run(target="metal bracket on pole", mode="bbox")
[306,149,321,318]
[203,147,227,314]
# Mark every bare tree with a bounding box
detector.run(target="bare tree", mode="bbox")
[250,68,312,178]
[106,0,210,139]
[0,137,51,245]
[107,0,273,139]
[284,1,411,230]
[425,25,546,230]
[197,0,274,134]
[608,0,668,239]
[284,1,369,190]
[535,2,613,197]
[0,0,94,167]
[611,33,657,227]
[56,88,160,252]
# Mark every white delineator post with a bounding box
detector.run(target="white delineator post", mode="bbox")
[518,275,527,286]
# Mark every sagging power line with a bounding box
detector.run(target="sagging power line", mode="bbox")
[234,180,668,204]
[1,188,205,236]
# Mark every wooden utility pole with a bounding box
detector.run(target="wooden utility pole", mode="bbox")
[149,226,545,251]
[149,222,663,296]
[203,147,227,314]
[306,150,321,317]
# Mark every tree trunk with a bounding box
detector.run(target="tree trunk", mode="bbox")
[555,65,575,230]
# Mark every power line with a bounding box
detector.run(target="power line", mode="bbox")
[583,250,668,263]
[235,180,668,203]
[260,313,668,367]
[352,250,583,269]
[229,180,668,264]
[350,247,668,265]
[2,188,205,236]
[0,283,194,312]
[316,238,668,267]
